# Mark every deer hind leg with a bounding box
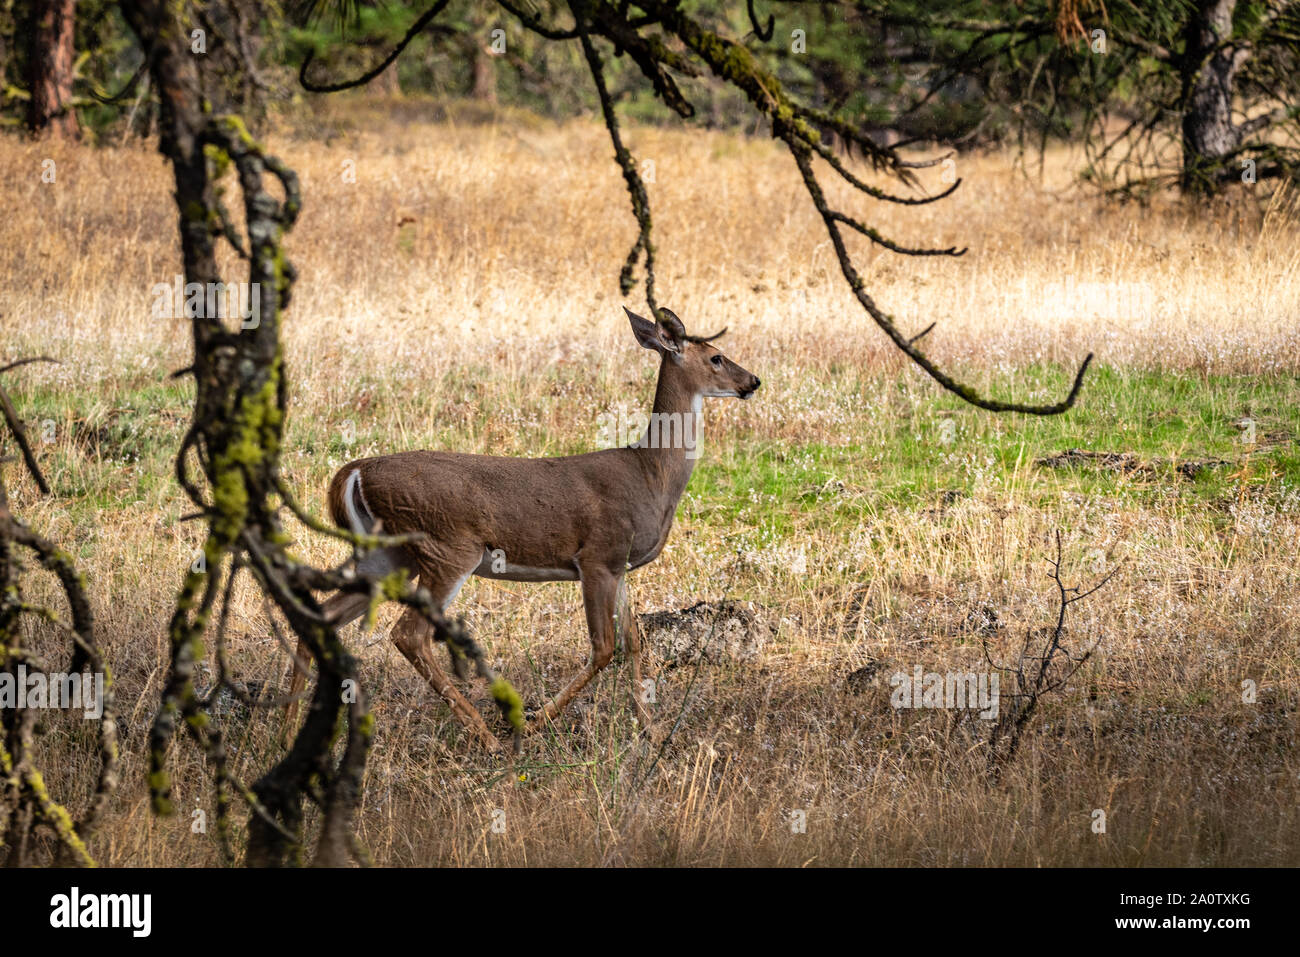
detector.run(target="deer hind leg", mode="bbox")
[526,562,619,735]
[616,578,653,730]
[280,544,413,746]
[385,558,499,750]
[388,601,500,752]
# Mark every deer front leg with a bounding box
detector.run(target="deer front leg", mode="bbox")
[525,563,618,734]
[616,577,653,730]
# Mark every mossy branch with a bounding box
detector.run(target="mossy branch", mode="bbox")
[0,381,118,865]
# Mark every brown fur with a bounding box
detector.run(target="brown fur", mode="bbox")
[282,308,760,749]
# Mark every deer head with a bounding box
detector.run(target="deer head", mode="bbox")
[624,306,761,400]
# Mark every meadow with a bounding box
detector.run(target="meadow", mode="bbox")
[3,94,1298,865]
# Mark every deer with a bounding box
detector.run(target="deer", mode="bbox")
[282,306,760,750]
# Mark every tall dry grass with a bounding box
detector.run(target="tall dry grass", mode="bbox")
[1,95,1298,865]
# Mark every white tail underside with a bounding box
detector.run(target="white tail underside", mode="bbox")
[342,468,373,535]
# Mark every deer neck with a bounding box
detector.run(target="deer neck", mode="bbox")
[632,356,703,503]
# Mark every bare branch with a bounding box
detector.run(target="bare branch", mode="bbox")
[575,8,660,308]
[299,0,454,93]
[0,361,57,495]
[747,0,775,42]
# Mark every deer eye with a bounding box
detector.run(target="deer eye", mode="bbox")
[710,355,723,368]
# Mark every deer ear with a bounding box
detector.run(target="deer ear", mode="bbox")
[656,308,687,342]
[624,306,681,355]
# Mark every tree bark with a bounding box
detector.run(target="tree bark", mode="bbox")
[375,62,403,97]
[24,0,80,139]
[472,43,498,103]
[1180,0,1242,194]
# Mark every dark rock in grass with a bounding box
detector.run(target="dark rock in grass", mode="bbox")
[844,658,886,694]
[1036,448,1230,479]
[639,599,774,666]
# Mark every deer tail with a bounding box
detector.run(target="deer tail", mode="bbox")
[328,467,374,534]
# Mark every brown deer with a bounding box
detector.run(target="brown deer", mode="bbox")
[282,307,760,749]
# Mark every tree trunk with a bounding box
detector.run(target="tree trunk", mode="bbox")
[375,62,403,97]
[1180,0,1241,194]
[24,0,80,139]
[472,43,498,103]
[120,0,387,869]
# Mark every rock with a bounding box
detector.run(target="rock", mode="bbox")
[1035,448,1230,479]
[199,679,274,720]
[638,600,773,666]
[961,603,1000,638]
[844,658,886,694]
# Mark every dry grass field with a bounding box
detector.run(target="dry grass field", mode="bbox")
[3,94,1299,865]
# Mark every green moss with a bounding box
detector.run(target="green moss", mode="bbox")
[28,770,96,866]
[175,569,204,612]
[790,116,821,144]
[362,590,382,633]
[210,367,283,542]
[203,143,232,179]
[490,676,524,732]
[150,770,174,817]
[218,113,260,150]
[380,570,409,600]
